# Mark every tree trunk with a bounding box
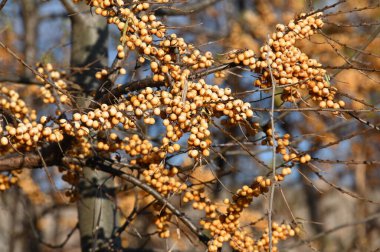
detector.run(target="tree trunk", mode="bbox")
[65,2,120,251]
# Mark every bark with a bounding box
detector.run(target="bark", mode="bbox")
[20,0,38,75]
[353,140,369,249]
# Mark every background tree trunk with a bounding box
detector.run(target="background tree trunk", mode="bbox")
[64,2,120,251]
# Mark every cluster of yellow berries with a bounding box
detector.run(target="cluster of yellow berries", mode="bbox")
[85,0,220,97]
[74,1,256,163]
[262,127,311,165]
[70,103,136,133]
[183,189,218,218]
[36,63,70,105]
[2,121,63,150]
[0,86,53,190]
[228,13,345,110]
[60,138,92,186]
[0,171,19,191]
[214,71,226,79]
[100,133,152,155]
[183,176,275,252]
[0,101,66,151]
[143,164,187,196]
[95,68,112,80]
[153,203,172,239]
[230,222,299,252]
[120,79,254,159]
[0,85,37,154]
[0,85,36,123]
[229,49,257,70]
[142,163,187,238]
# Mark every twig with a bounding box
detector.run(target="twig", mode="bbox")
[39,223,79,249]
[0,41,73,103]
[312,158,380,165]
[154,0,221,16]
[266,43,277,252]
[347,112,380,131]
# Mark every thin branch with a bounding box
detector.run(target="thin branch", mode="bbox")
[347,112,380,131]
[267,44,277,252]
[331,24,380,78]
[39,223,79,249]
[249,107,380,112]
[306,211,380,242]
[212,123,271,170]
[0,41,73,104]
[312,158,380,165]
[154,0,221,16]
[307,162,379,204]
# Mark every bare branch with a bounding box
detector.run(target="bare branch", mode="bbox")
[154,0,221,16]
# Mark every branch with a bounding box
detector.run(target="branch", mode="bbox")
[347,112,380,131]
[249,107,380,112]
[0,137,74,171]
[312,158,380,165]
[331,24,380,78]
[154,0,221,16]
[90,158,210,246]
[0,0,7,11]
[267,46,278,252]
[0,41,72,102]
[306,211,380,242]
[98,63,235,105]
[96,77,165,106]
[0,151,43,171]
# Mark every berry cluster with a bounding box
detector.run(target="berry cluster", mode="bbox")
[183,189,218,218]
[230,223,299,252]
[36,63,70,105]
[229,13,345,110]
[0,171,19,191]
[262,127,311,165]
[119,79,254,159]
[0,85,36,123]
[153,203,172,238]
[183,176,283,252]
[143,164,187,196]
[181,173,300,251]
